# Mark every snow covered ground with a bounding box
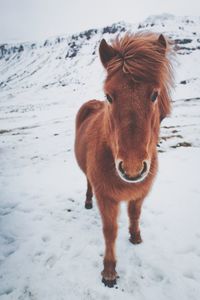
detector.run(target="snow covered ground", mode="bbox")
[0,14,200,300]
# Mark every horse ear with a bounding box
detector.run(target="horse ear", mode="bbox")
[99,39,117,68]
[157,34,167,53]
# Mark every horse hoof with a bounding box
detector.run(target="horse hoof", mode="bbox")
[130,238,142,244]
[85,202,93,209]
[129,233,143,244]
[102,277,117,288]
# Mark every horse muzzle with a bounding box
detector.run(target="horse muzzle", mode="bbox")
[115,159,150,183]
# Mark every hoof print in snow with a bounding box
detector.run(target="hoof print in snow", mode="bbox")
[180,80,187,84]
[102,277,117,288]
[85,202,93,209]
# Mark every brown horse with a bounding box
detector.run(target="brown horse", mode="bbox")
[75,32,174,287]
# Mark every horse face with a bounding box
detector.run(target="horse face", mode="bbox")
[99,35,170,183]
[104,72,160,183]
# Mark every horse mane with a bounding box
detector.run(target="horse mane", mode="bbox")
[106,32,174,119]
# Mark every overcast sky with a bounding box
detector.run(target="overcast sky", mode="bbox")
[0,0,200,42]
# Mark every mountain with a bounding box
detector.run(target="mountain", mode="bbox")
[0,14,200,91]
[0,14,200,300]
[0,14,200,148]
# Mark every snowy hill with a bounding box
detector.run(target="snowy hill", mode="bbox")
[0,14,200,300]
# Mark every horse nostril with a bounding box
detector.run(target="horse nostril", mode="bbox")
[118,161,126,175]
[141,160,148,176]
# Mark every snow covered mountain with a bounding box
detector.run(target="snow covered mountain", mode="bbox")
[0,14,200,300]
[1,14,200,148]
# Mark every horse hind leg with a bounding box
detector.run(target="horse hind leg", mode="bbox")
[85,179,93,209]
[127,199,144,244]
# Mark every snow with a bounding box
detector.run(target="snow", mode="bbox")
[0,14,200,300]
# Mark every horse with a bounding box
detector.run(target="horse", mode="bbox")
[75,32,174,287]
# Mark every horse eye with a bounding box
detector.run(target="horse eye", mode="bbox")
[150,91,158,102]
[106,94,113,103]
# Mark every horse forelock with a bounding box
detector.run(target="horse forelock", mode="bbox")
[107,32,173,85]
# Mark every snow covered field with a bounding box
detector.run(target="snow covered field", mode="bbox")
[0,14,200,300]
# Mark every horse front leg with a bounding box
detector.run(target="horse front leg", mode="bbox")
[97,196,119,287]
[128,198,144,244]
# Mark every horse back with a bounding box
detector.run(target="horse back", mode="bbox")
[76,99,104,130]
[75,99,104,173]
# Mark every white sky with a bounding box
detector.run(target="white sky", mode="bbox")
[0,0,200,42]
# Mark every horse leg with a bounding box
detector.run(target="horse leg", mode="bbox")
[97,196,119,287]
[128,199,144,244]
[85,179,93,209]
